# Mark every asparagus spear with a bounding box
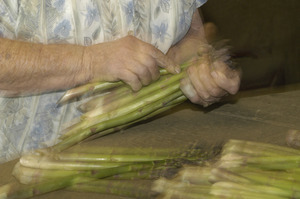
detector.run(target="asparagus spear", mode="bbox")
[19,152,129,170]
[77,85,131,113]
[67,179,158,199]
[57,81,124,105]
[222,139,300,157]
[210,183,287,199]
[212,181,297,198]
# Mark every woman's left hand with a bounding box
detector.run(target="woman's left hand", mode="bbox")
[180,55,241,106]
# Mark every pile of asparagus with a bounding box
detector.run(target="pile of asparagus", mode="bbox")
[1,143,217,199]
[153,139,300,199]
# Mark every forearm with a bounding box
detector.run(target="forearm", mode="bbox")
[0,37,89,96]
[167,10,208,64]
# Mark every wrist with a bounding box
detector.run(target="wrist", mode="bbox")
[81,45,93,83]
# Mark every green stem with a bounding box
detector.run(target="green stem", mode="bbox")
[67,179,157,199]
[57,81,124,105]
[19,153,128,170]
[222,139,300,157]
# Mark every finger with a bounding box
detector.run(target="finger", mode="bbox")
[196,62,227,98]
[211,61,241,94]
[180,78,210,106]
[128,61,153,86]
[144,44,181,74]
[187,65,221,103]
[117,69,142,91]
[136,53,160,82]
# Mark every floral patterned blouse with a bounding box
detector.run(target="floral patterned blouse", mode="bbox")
[0,0,207,163]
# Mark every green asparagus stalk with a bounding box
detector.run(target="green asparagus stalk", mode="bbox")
[51,90,183,152]
[106,166,178,180]
[57,81,124,105]
[212,181,298,198]
[222,139,300,157]
[51,152,184,163]
[238,171,300,192]
[77,85,131,113]
[12,162,84,185]
[219,153,300,170]
[244,155,300,170]
[210,182,287,199]
[67,179,157,199]
[19,152,128,170]
[228,166,300,183]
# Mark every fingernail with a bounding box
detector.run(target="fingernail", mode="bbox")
[175,65,181,73]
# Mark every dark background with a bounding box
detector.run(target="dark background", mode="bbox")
[201,0,300,90]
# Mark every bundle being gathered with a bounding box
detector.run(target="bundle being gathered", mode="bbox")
[51,42,230,152]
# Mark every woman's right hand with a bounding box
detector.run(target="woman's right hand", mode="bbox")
[83,35,180,91]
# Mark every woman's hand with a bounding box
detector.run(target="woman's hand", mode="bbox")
[84,35,180,91]
[180,56,241,106]
[167,11,241,106]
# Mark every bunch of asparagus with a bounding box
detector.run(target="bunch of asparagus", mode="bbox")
[153,139,300,199]
[0,144,217,199]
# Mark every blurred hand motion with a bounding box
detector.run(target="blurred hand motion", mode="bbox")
[180,52,241,106]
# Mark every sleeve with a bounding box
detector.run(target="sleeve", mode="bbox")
[195,0,208,8]
[0,0,19,39]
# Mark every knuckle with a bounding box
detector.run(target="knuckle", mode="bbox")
[145,55,156,67]
[137,66,149,77]
[201,93,211,101]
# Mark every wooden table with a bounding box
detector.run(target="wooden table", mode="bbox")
[1,84,299,199]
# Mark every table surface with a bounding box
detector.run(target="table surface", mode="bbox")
[1,84,300,199]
